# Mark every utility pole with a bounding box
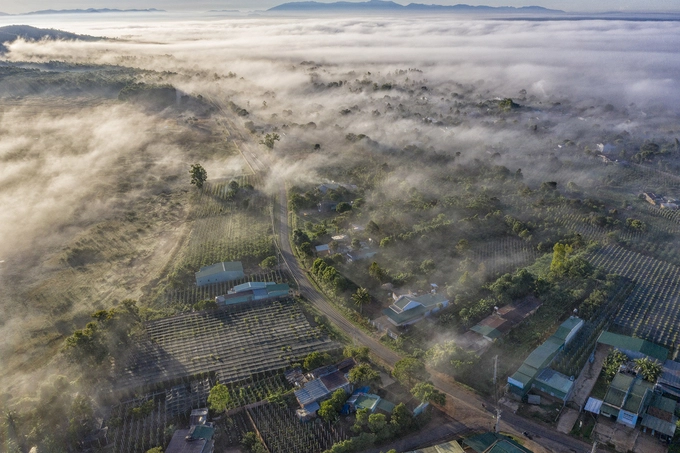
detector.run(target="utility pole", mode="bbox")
[493,355,502,433]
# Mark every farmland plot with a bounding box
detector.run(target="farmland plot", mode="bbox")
[470,236,541,278]
[249,403,348,453]
[587,244,680,349]
[119,298,337,392]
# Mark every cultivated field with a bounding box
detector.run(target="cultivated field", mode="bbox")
[119,298,337,391]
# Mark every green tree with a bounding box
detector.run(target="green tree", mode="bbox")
[336,202,352,213]
[352,407,370,433]
[348,363,381,388]
[146,448,163,453]
[189,163,207,189]
[369,261,388,283]
[260,133,280,149]
[260,256,277,269]
[343,345,370,362]
[194,299,218,311]
[62,322,108,365]
[393,358,429,386]
[367,413,387,433]
[634,357,662,382]
[410,382,446,405]
[550,243,573,275]
[303,351,331,371]
[390,403,414,433]
[207,383,231,412]
[351,287,371,314]
[318,389,348,423]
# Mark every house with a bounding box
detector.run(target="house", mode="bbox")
[315,244,330,256]
[382,292,449,327]
[215,282,289,305]
[600,373,654,428]
[166,408,215,453]
[642,192,664,206]
[463,432,533,453]
[195,261,244,286]
[346,249,377,262]
[596,331,669,362]
[507,317,583,400]
[294,361,354,416]
[657,360,680,397]
[406,440,465,453]
[641,393,678,441]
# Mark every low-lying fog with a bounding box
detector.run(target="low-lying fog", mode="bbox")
[1,11,679,398]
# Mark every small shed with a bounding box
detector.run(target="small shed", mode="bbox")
[195,261,244,286]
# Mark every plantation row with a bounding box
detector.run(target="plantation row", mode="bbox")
[587,244,680,349]
[190,175,267,219]
[119,298,337,391]
[163,269,288,312]
[470,236,541,278]
[552,278,635,377]
[179,210,275,272]
[214,373,291,412]
[249,403,348,453]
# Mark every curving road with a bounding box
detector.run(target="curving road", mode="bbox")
[214,101,592,453]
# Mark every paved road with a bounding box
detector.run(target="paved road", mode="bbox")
[213,101,592,453]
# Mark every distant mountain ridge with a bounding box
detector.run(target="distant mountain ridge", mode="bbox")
[22,8,164,16]
[269,0,563,13]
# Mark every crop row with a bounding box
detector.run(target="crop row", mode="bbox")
[471,236,541,278]
[587,244,680,349]
[119,298,337,391]
[249,403,348,453]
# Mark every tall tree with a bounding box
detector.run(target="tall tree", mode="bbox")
[410,382,446,405]
[351,287,371,314]
[189,163,207,189]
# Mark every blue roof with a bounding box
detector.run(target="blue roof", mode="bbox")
[303,401,320,413]
[232,281,274,292]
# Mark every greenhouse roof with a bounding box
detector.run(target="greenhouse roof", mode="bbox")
[524,337,562,370]
[597,331,669,361]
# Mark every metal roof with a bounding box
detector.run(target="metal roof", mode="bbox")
[382,304,428,326]
[585,397,603,414]
[320,370,349,392]
[463,433,532,453]
[232,281,273,292]
[659,360,680,390]
[534,368,574,397]
[597,331,669,361]
[294,378,330,406]
[641,414,677,437]
[524,337,562,370]
[196,261,243,278]
[552,317,583,343]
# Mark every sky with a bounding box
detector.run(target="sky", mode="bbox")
[0,0,679,15]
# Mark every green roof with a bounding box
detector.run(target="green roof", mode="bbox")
[597,331,669,361]
[623,380,653,413]
[410,440,465,453]
[603,373,654,414]
[196,261,243,278]
[650,394,677,414]
[376,398,396,413]
[394,293,448,310]
[524,337,563,370]
[553,317,583,343]
[354,394,380,412]
[463,433,532,453]
[471,324,503,340]
[189,424,215,441]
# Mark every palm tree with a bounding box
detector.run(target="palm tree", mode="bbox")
[351,287,371,314]
[634,357,662,382]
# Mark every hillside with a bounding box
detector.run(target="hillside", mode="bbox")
[269,0,563,13]
[0,25,100,53]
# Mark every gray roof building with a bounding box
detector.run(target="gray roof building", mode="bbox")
[195,261,244,287]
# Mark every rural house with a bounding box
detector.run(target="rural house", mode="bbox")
[166,408,215,453]
[382,292,449,327]
[195,261,245,286]
[599,373,654,428]
[596,331,669,362]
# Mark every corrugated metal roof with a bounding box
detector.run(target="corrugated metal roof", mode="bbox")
[597,331,669,361]
[642,414,677,437]
[659,360,680,390]
[524,337,562,369]
[585,397,603,414]
[320,370,349,392]
[294,379,330,406]
[534,368,573,397]
[196,261,243,278]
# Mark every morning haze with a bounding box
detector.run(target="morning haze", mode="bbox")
[0,4,679,453]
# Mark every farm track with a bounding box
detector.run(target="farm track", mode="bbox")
[211,101,593,453]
